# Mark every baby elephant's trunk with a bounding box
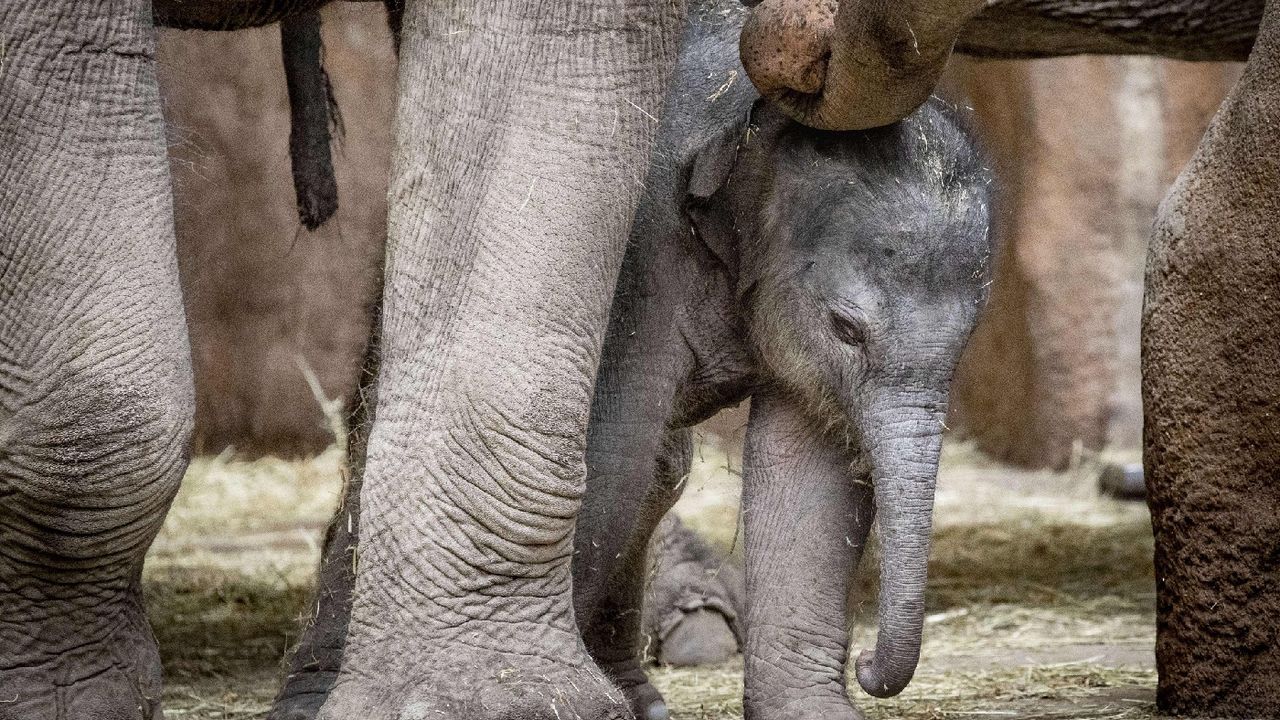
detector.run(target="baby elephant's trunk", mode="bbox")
[854,394,946,698]
[739,389,945,717]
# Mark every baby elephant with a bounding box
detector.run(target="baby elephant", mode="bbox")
[571,3,994,720]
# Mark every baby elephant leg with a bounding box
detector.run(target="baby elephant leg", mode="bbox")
[578,428,693,720]
[741,393,873,720]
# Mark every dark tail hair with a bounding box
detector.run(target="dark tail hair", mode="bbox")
[281,10,340,231]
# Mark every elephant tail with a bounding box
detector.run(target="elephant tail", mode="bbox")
[281,10,340,231]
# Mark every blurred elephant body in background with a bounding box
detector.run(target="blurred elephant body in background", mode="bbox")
[161,4,394,458]
[642,515,745,669]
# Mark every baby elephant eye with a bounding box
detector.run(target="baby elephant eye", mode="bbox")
[829,309,867,346]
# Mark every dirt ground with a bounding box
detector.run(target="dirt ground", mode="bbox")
[147,434,1162,719]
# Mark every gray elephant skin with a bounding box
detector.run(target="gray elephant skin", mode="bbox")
[641,514,745,669]
[4,0,1265,719]
[572,4,994,720]
[2,0,685,719]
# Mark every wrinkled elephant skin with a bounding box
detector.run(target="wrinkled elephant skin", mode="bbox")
[738,0,1264,131]
[1,0,682,718]
[572,5,994,720]
[1145,0,1280,713]
[1,4,191,718]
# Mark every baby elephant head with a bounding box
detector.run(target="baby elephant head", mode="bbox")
[730,98,993,707]
[743,99,992,427]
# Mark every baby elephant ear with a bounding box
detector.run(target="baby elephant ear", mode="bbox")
[686,93,767,199]
[687,126,743,200]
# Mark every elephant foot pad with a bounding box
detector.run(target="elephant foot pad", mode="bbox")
[314,647,633,720]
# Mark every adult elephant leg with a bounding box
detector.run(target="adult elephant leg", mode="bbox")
[1144,0,1280,714]
[314,1,684,718]
[741,393,872,720]
[269,468,360,720]
[574,241,702,720]
[0,3,192,720]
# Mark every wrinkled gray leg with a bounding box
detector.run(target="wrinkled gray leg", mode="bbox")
[741,393,871,720]
[579,429,692,720]
[312,0,684,717]
[0,2,192,719]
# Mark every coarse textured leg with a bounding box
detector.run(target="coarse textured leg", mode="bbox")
[1144,0,1280,714]
[313,0,685,718]
[0,2,192,718]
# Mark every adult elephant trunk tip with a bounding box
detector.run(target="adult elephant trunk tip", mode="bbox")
[738,0,985,131]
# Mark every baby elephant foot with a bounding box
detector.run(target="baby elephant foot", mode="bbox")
[745,696,866,720]
[600,659,669,720]
[316,643,632,720]
[267,665,338,720]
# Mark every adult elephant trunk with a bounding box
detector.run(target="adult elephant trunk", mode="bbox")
[854,393,945,697]
[738,0,985,130]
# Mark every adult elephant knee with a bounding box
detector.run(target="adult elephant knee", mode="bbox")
[313,1,686,718]
[0,2,194,718]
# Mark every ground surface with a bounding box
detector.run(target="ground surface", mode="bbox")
[148,436,1162,719]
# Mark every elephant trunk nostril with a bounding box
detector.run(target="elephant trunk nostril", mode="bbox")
[740,0,837,99]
